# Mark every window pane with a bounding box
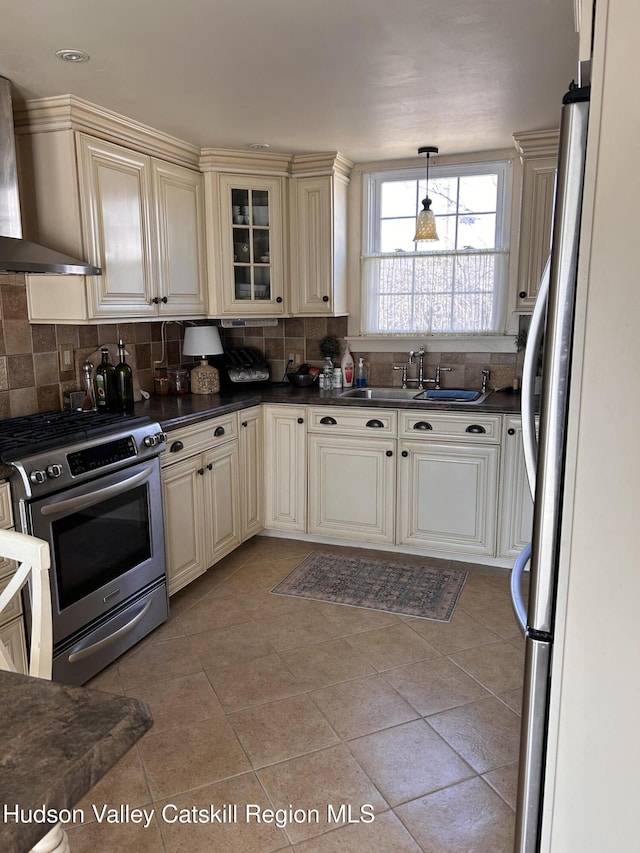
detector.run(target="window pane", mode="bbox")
[455,253,495,293]
[381,219,417,253]
[458,175,498,214]
[379,293,412,332]
[427,177,459,214]
[381,181,419,217]
[458,213,497,249]
[379,256,414,294]
[414,255,454,293]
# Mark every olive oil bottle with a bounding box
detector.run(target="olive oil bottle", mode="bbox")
[114,340,135,415]
[94,347,116,412]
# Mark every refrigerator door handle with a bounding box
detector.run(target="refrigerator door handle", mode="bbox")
[521,259,550,499]
[511,542,531,634]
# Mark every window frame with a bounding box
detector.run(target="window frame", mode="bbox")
[359,158,514,341]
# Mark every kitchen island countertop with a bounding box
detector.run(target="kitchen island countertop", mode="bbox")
[0,670,152,853]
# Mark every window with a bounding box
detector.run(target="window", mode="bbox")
[362,161,510,335]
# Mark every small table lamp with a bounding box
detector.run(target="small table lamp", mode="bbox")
[182,326,223,394]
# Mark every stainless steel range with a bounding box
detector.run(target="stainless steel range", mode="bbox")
[0,410,168,685]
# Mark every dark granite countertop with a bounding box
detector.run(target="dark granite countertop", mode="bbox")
[0,670,152,853]
[139,384,525,432]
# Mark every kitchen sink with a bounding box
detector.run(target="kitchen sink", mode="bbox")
[340,387,489,404]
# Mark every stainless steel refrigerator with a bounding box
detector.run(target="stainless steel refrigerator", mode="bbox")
[510,80,591,852]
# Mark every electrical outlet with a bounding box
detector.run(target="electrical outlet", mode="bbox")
[58,344,74,372]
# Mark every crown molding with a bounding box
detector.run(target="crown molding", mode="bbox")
[199,147,292,176]
[13,95,201,168]
[513,129,560,160]
[289,152,354,180]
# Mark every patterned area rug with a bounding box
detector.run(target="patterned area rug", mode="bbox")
[270,551,468,622]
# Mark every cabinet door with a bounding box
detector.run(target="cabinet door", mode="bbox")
[516,156,557,309]
[161,455,205,595]
[218,174,286,315]
[239,407,264,541]
[498,417,535,558]
[308,434,396,543]
[290,175,348,315]
[203,441,241,567]
[77,134,156,319]
[397,440,500,556]
[153,161,207,316]
[263,406,307,532]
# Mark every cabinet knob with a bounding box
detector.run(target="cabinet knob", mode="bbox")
[276,296,283,304]
[242,421,248,427]
[297,417,304,424]
[207,463,213,470]
[322,295,329,303]
[366,419,384,429]
[320,416,337,425]
[519,291,527,299]
[465,424,486,434]
[152,297,159,304]
[508,428,516,436]
[197,467,205,475]
[161,296,168,304]
[385,450,393,457]
[413,421,433,431]
[401,450,409,458]
[170,440,184,452]
[214,426,225,436]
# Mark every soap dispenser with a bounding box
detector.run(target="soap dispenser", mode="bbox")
[355,357,367,388]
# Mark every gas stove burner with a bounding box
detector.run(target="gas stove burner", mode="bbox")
[0,410,151,462]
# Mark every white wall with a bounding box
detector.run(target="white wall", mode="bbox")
[542,0,640,848]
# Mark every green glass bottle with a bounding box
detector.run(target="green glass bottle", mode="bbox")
[114,340,135,415]
[94,347,116,412]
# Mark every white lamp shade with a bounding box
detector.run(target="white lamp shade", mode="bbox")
[414,207,439,242]
[182,326,223,358]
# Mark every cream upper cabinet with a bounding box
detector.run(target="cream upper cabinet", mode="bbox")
[17,98,206,323]
[513,130,559,310]
[289,154,352,316]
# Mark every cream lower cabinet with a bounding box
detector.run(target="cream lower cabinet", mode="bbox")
[239,407,264,541]
[0,482,27,674]
[160,413,240,595]
[498,416,536,558]
[263,405,307,532]
[396,412,501,557]
[306,406,397,543]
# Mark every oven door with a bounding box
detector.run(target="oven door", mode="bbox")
[26,457,166,647]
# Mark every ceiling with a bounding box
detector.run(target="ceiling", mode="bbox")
[1,0,577,163]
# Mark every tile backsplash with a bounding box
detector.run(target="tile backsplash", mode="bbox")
[0,275,523,419]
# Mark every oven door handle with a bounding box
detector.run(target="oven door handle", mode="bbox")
[67,598,153,663]
[39,465,155,517]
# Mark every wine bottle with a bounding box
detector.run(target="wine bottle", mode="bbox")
[114,340,135,415]
[94,347,116,412]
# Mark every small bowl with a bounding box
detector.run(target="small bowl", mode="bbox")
[287,372,318,387]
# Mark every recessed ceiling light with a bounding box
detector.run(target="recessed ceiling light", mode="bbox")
[249,143,270,150]
[55,49,90,63]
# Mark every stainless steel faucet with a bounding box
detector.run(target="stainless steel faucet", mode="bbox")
[481,369,490,394]
[434,366,452,389]
[407,346,428,390]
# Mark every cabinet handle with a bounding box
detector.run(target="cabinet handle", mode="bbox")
[320,416,337,425]
[297,417,304,424]
[401,450,409,458]
[242,421,248,427]
[276,296,283,303]
[465,424,486,434]
[519,291,527,299]
[170,440,184,453]
[508,427,516,436]
[366,419,384,429]
[214,426,225,436]
[207,463,213,470]
[413,421,433,431]
[385,450,393,457]
[322,295,329,303]
[197,467,205,475]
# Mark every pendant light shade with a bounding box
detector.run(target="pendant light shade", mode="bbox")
[413,146,439,242]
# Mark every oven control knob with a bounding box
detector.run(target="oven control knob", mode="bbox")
[29,470,46,485]
[46,464,64,479]
[143,432,166,448]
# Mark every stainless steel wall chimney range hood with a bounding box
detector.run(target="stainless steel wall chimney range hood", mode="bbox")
[0,76,101,275]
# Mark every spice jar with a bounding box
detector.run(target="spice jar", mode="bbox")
[153,375,169,395]
[168,368,190,395]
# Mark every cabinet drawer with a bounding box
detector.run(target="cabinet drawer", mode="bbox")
[308,407,397,436]
[161,412,238,465]
[0,572,23,628]
[0,482,13,529]
[398,411,502,443]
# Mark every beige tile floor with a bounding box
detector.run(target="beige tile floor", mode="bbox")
[67,537,525,852]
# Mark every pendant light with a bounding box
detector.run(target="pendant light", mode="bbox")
[413,146,439,242]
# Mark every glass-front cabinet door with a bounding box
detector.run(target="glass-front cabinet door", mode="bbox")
[219,174,285,315]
